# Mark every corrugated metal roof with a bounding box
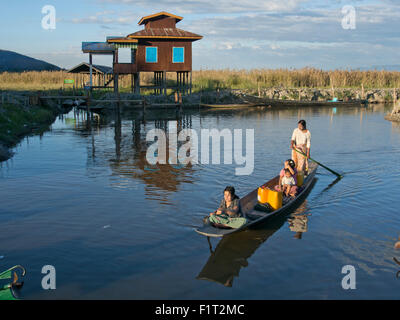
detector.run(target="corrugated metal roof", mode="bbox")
[127,28,202,40]
[107,37,138,43]
[82,42,115,54]
[67,63,113,74]
[138,12,183,25]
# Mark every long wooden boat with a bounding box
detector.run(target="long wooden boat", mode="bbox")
[200,103,258,109]
[194,162,318,237]
[240,95,367,108]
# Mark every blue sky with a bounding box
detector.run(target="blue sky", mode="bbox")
[1,0,399,70]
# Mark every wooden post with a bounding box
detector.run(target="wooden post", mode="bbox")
[155,72,158,95]
[158,72,160,95]
[163,71,167,96]
[199,85,202,107]
[361,83,365,100]
[134,73,140,95]
[113,50,119,94]
[186,72,189,95]
[182,72,186,96]
[183,72,186,95]
[153,72,156,95]
[89,53,93,93]
[114,74,119,94]
[178,72,181,94]
[190,71,192,95]
[159,72,161,95]
[130,48,134,93]
[117,89,121,114]
[187,72,189,95]
[176,72,179,94]
[86,91,91,129]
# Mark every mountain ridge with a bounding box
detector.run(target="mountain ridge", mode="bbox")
[0,49,61,72]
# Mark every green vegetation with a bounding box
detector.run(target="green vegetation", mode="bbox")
[0,103,56,147]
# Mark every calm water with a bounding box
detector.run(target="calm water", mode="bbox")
[1,104,400,299]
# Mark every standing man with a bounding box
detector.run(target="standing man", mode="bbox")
[290,120,311,172]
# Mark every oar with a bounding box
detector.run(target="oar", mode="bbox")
[293,147,343,178]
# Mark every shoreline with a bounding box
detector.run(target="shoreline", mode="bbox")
[89,87,396,110]
[0,142,13,162]
[0,100,60,162]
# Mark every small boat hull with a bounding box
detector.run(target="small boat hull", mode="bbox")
[200,104,257,109]
[240,95,367,108]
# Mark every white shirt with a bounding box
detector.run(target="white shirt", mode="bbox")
[291,128,311,148]
[282,176,295,186]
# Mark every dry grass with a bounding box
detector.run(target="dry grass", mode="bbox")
[1,68,400,92]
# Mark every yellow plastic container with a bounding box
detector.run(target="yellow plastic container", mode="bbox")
[257,187,283,211]
[258,186,269,204]
[297,171,304,187]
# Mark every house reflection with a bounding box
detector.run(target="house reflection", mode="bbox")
[68,108,197,202]
[112,112,196,202]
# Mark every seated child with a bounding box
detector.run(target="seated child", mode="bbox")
[281,168,296,197]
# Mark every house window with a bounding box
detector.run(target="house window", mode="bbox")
[172,47,184,63]
[145,47,158,63]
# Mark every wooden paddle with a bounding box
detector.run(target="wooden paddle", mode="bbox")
[293,147,342,178]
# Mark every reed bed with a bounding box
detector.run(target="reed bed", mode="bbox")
[1,68,399,92]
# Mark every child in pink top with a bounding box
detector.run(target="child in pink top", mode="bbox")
[274,159,299,197]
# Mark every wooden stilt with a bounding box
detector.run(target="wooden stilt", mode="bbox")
[183,72,186,96]
[113,50,119,94]
[89,53,93,93]
[163,71,167,96]
[134,73,140,95]
[190,71,192,95]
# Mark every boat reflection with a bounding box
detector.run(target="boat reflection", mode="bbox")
[287,201,311,239]
[197,199,312,287]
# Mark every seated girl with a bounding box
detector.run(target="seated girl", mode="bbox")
[281,169,296,197]
[274,159,299,197]
[208,186,247,229]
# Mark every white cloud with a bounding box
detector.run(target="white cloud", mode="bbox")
[53,0,400,69]
[101,0,306,14]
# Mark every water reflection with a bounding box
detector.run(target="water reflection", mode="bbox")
[391,121,400,134]
[197,198,312,287]
[288,201,311,239]
[65,108,198,203]
[3,102,400,299]
[394,257,400,279]
[58,104,375,205]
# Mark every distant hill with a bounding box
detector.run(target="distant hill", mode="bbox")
[0,50,61,72]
